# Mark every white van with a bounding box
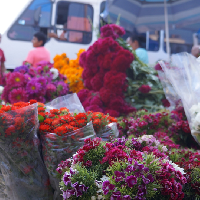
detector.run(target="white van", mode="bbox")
[1,0,197,69]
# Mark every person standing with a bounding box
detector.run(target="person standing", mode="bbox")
[0,33,6,85]
[127,34,149,64]
[26,32,50,67]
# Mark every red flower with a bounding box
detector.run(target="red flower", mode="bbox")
[82,68,94,80]
[155,63,163,71]
[162,99,170,107]
[100,24,125,40]
[111,49,134,72]
[109,97,125,113]
[84,78,93,90]
[98,53,114,70]
[99,87,116,105]
[79,51,87,68]
[104,71,127,95]
[138,85,151,94]
[78,89,90,102]
[90,73,104,91]
[90,96,103,107]
[85,105,103,113]
[104,109,120,117]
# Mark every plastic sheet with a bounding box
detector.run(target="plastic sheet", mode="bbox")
[96,123,119,141]
[41,121,96,200]
[159,53,200,145]
[0,104,53,200]
[45,93,85,113]
[157,70,181,111]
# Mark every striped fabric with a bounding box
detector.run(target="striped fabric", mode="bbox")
[103,0,200,33]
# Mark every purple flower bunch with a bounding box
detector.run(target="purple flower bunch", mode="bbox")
[102,159,155,200]
[2,62,69,104]
[62,169,89,199]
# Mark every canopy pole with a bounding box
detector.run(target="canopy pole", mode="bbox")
[164,0,170,61]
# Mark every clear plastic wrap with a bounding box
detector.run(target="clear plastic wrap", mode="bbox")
[0,104,53,200]
[159,53,200,144]
[45,93,85,113]
[96,122,119,141]
[41,121,96,200]
[157,70,181,111]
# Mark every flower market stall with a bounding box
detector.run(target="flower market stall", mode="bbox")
[0,24,199,200]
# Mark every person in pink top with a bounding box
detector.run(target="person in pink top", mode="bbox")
[26,32,50,67]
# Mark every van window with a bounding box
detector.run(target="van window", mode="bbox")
[164,30,193,54]
[8,0,52,41]
[55,1,93,44]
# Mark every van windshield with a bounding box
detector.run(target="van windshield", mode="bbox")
[8,0,52,41]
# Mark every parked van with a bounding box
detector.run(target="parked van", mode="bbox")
[1,0,197,69]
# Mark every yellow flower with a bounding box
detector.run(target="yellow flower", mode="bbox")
[53,49,86,93]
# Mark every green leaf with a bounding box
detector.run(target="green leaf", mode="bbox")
[38,114,44,123]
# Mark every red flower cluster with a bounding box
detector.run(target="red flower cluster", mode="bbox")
[156,162,186,199]
[100,24,125,40]
[78,25,135,117]
[39,108,117,136]
[101,145,129,165]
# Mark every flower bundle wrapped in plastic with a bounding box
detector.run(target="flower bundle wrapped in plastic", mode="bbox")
[159,53,200,145]
[53,49,85,93]
[39,92,119,199]
[0,102,53,200]
[57,136,189,200]
[2,61,69,104]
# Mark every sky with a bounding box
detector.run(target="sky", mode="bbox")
[0,0,29,34]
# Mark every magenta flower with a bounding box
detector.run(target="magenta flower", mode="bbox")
[56,81,69,96]
[72,182,88,197]
[123,195,131,200]
[63,189,75,199]
[102,181,115,195]
[8,72,25,87]
[126,175,137,188]
[110,191,122,199]
[114,171,125,182]
[154,63,163,71]
[46,83,56,95]
[63,172,71,186]
[8,87,28,104]
[26,79,41,94]
[139,85,151,94]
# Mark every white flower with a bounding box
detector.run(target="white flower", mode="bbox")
[0,86,4,94]
[91,196,96,200]
[190,103,200,118]
[168,161,185,175]
[50,68,59,79]
[192,112,200,130]
[100,175,109,182]
[161,146,168,152]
